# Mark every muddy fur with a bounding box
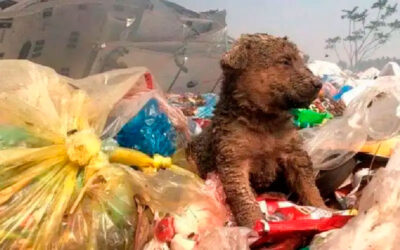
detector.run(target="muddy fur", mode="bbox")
[187,34,327,227]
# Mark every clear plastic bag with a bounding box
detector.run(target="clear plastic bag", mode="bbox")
[0,60,217,250]
[70,68,189,140]
[73,60,189,152]
[301,76,400,170]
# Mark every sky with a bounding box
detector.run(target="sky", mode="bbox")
[172,0,400,62]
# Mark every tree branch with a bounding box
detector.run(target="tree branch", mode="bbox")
[359,42,384,61]
[342,41,352,64]
[334,47,343,62]
[359,27,396,57]
[348,20,354,66]
[357,8,382,54]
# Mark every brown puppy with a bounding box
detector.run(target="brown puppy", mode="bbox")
[188,34,326,227]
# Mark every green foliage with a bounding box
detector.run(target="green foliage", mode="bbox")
[325,0,400,69]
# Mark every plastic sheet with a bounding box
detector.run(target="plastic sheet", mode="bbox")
[301,76,400,171]
[310,145,400,250]
[0,60,220,250]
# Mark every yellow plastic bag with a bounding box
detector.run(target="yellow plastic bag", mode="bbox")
[360,136,400,158]
[0,60,212,250]
[0,60,145,249]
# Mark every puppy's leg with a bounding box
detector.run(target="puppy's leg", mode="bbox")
[187,126,215,178]
[218,158,263,227]
[281,151,326,208]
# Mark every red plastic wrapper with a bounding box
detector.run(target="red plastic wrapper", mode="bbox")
[155,216,175,243]
[252,197,356,248]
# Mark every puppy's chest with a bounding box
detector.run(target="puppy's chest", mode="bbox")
[248,126,294,155]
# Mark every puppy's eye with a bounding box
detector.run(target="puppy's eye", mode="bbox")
[280,59,292,66]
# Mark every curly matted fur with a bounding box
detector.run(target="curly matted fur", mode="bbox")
[187,34,327,227]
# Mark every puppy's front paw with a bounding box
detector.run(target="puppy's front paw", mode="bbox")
[234,202,264,228]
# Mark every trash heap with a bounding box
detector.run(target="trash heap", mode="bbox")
[0,60,234,250]
[287,61,353,129]
[166,60,400,249]
[302,61,400,249]
[2,58,400,250]
[149,64,400,250]
[168,93,218,135]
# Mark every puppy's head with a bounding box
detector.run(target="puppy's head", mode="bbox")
[221,34,321,113]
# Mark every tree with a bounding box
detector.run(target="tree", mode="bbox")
[325,0,400,69]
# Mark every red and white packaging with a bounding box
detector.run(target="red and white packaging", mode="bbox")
[252,197,356,247]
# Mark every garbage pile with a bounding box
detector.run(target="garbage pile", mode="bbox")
[301,60,400,249]
[168,93,218,135]
[164,60,400,249]
[1,57,400,250]
[0,60,232,250]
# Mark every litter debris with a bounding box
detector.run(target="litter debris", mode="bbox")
[379,61,400,77]
[168,93,218,119]
[333,168,376,210]
[308,60,345,78]
[168,93,217,134]
[291,109,333,128]
[332,85,353,101]
[116,98,178,157]
[310,145,400,250]
[0,60,145,249]
[301,76,400,171]
[310,80,347,117]
[0,60,227,250]
[252,197,356,249]
[196,227,255,250]
[1,12,400,247]
[357,67,380,80]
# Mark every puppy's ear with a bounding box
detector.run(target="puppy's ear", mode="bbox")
[221,42,248,70]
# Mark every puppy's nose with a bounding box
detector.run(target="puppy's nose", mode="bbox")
[312,79,322,89]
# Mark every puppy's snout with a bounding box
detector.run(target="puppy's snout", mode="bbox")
[311,79,322,89]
